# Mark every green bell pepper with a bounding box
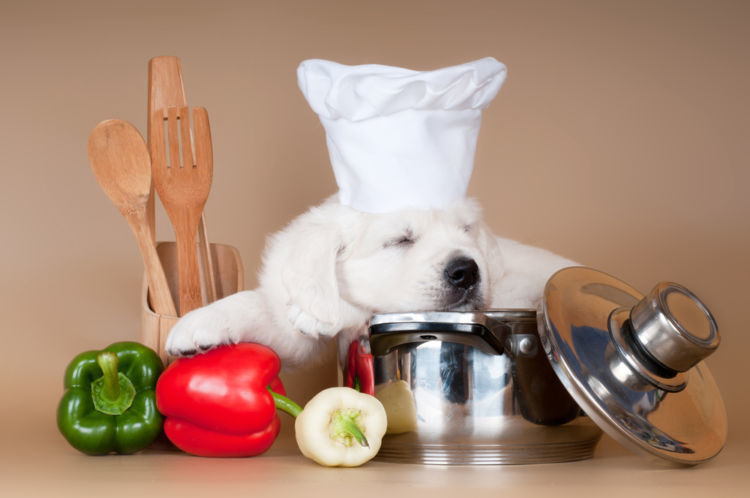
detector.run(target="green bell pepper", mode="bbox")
[57,341,164,455]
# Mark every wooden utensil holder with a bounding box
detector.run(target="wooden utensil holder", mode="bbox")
[141,241,244,363]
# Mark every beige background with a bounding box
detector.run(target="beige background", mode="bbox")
[2,0,749,496]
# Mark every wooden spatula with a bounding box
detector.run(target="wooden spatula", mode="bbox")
[148,56,218,306]
[150,106,213,315]
[88,119,177,317]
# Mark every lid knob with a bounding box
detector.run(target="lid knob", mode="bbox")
[630,282,720,372]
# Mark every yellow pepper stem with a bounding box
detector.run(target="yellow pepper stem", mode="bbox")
[330,409,369,448]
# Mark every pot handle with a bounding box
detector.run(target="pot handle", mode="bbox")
[369,320,507,357]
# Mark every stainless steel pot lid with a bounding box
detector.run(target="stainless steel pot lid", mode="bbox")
[538,267,727,464]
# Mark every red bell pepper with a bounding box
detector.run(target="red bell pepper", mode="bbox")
[344,338,374,396]
[155,343,287,457]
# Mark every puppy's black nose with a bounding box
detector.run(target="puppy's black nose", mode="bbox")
[444,257,479,290]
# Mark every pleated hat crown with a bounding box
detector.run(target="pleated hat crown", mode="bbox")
[297,57,507,213]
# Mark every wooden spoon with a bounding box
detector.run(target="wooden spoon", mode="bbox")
[88,119,178,317]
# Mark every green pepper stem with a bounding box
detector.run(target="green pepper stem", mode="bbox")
[91,352,136,415]
[97,352,120,401]
[269,388,303,418]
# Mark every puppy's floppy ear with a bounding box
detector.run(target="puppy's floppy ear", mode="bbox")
[275,203,353,336]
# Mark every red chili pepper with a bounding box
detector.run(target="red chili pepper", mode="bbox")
[155,343,286,457]
[344,339,374,396]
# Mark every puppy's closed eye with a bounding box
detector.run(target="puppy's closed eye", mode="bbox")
[384,229,417,248]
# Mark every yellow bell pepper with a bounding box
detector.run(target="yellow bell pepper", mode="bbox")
[293,387,387,467]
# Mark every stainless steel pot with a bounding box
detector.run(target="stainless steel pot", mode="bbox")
[368,309,602,464]
[341,267,727,466]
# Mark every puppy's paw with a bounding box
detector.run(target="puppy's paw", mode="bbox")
[287,305,339,339]
[165,307,237,357]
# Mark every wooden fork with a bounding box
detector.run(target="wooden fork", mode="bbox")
[148,56,218,306]
[151,106,213,315]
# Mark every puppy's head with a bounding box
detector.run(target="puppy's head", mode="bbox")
[338,199,502,314]
[268,197,504,336]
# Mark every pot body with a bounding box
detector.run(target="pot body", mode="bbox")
[350,310,602,464]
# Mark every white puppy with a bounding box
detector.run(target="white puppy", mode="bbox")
[166,196,575,366]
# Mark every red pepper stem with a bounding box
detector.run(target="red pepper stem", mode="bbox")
[268,388,303,418]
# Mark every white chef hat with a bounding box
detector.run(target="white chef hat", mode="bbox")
[297,57,507,213]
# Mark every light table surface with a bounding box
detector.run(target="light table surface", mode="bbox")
[4,410,748,498]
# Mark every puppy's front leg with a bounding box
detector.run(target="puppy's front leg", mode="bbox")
[491,237,577,308]
[165,290,266,356]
